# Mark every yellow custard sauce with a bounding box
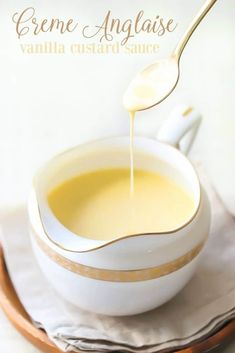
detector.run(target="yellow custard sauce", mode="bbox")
[48,168,195,241]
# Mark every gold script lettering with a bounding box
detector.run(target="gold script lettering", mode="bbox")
[82,10,177,45]
[12,7,35,39]
[12,7,78,39]
[82,11,113,42]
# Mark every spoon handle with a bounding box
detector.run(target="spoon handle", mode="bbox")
[173,0,218,59]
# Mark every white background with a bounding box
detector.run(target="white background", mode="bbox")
[0,0,235,352]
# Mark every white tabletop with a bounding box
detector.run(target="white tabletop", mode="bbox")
[0,308,40,353]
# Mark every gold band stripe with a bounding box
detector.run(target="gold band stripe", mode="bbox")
[32,228,206,282]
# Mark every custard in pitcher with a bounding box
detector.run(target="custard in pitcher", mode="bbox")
[48,168,195,241]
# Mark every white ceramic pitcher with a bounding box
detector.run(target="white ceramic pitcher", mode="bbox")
[28,105,211,316]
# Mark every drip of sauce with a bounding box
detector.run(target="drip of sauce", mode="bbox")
[125,80,162,196]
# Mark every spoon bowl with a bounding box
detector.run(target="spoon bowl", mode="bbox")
[123,0,217,113]
[123,56,179,112]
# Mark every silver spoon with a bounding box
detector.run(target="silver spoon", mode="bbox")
[123,0,218,112]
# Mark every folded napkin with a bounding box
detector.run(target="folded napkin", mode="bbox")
[0,166,235,353]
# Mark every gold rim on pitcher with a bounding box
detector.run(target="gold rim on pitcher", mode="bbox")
[31,226,206,282]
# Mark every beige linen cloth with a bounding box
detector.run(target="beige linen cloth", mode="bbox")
[0,167,235,352]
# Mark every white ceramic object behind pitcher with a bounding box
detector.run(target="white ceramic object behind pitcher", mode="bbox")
[28,105,211,316]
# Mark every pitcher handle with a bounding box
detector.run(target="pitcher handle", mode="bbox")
[157,105,202,155]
